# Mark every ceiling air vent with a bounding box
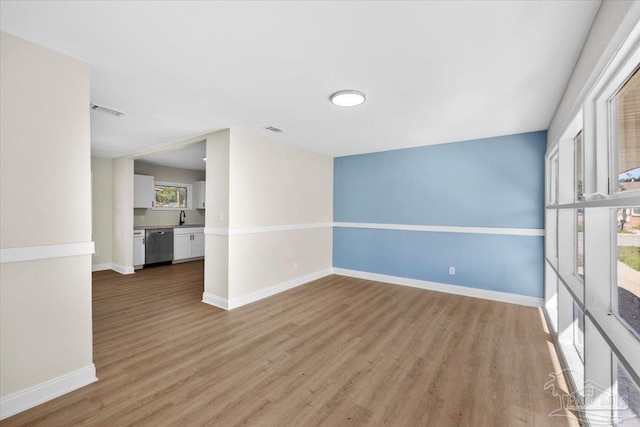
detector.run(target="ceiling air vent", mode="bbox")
[264,126,283,133]
[90,103,125,117]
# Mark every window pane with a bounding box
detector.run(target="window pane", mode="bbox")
[573,301,584,362]
[614,66,640,194]
[615,360,640,426]
[577,209,584,279]
[575,131,583,201]
[616,207,640,338]
[155,185,188,208]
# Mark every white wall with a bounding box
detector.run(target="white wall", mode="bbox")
[111,157,134,274]
[0,32,95,417]
[228,229,332,298]
[202,129,333,306]
[203,129,333,308]
[0,36,92,246]
[92,157,113,269]
[227,129,333,301]
[204,130,230,300]
[228,130,333,228]
[133,161,205,227]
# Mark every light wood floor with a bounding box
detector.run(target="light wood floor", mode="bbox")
[2,261,578,426]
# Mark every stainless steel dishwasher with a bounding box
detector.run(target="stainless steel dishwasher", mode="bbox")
[145,228,174,265]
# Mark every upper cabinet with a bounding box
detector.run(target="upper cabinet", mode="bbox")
[194,181,206,210]
[134,174,155,209]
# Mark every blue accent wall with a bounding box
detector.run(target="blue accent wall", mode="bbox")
[333,131,547,298]
[335,131,546,228]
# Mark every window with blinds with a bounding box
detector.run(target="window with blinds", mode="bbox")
[614,66,640,194]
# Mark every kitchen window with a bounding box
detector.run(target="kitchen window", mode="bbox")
[153,181,192,210]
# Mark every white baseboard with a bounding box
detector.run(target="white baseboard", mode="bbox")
[92,263,136,274]
[0,364,97,420]
[111,264,135,275]
[332,268,544,308]
[202,292,229,310]
[229,269,332,309]
[202,268,333,311]
[91,263,112,272]
[202,267,541,310]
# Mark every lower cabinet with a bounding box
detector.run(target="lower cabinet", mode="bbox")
[192,232,204,258]
[173,228,204,261]
[173,233,192,260]
[133,230,145,267]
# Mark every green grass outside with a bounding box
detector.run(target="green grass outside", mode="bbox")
[619,246,640,272]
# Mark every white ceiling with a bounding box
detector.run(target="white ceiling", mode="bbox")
[0,1,601,158]
[137,141,206,171]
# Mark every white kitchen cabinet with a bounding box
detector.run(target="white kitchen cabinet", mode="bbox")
[173,233,192,261]
[192,233,205,258]
[173,227,204,261]
[134,174,155,209]
[133,230,145,267]
[194,181,206,209]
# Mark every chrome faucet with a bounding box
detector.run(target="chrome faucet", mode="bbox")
[179,210,186,226]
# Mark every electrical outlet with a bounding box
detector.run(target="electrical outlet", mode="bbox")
[140,215,145,220]
[218,211,224,221]
[449,266,455,275]
[95,249,99,256]
[293,262,298,270]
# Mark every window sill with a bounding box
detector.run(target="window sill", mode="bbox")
[151,207,193,211]
[557,338,585,397]
[558,268,584,308]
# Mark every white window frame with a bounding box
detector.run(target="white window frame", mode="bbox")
[584,23,640,425]
[575,207,585,283]
[547,148,560,206]
[593,37,640,201]
[545,19,640,427]
[573,300,585,363]
[152,181,193,211]
[575,130,585,202]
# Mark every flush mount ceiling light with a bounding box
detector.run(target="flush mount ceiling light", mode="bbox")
[330,90,366,107]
